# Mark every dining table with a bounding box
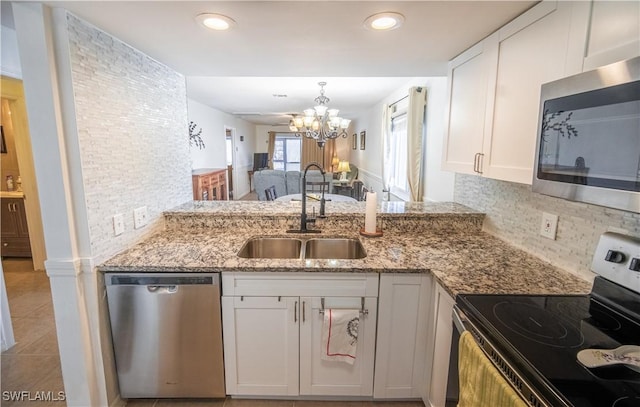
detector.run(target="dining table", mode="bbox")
[274,193,357,202]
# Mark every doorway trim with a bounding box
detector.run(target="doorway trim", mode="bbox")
[1,76,47,271]
[225,126,236,200]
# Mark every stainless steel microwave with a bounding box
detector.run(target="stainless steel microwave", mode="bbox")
[533,57,640,213]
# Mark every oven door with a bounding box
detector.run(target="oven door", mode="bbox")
[450,306,548,407]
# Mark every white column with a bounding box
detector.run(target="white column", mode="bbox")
[11,3,107,406]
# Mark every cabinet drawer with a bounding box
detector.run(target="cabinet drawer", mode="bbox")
[222,272,379,297]
[1,237,32,257]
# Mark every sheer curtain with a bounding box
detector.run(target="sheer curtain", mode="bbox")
[267,131,276,169]
[380,104,392,195]
[407,87,427,202]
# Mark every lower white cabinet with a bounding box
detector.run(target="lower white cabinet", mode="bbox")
[221,296,299,396]
[300,296,377,396]
[221,272,378,397]
[373,273,432,399]
[424,281,456,407]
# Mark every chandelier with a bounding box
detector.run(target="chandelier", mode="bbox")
[289,82,351,148]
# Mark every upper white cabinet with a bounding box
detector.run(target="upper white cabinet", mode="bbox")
[485,1,583,184]
[443,0,638,185]
[584,0,640,70]
[441,37,496,176]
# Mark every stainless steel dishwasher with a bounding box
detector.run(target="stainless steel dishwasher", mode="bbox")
[106,273,225,398]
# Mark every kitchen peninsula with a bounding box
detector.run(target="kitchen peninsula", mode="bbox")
[100,200,590,297]
[99,200,591,403]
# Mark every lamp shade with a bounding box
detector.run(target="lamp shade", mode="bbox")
[337,161,351,173]
[331,155,340,167]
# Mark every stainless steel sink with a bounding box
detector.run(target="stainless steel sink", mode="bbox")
[237,237,367,260]
[304,238,367,259]
[237,237,303,259]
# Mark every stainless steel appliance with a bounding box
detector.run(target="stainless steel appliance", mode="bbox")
[533,57,640,213]
[106,273,225,398]
[452,232,640,407]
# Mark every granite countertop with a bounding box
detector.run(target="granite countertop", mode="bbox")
[100,200,592,298]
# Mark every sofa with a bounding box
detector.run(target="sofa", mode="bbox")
[253,169,334,201]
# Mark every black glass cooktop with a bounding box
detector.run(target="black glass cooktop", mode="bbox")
[457,289,640,407]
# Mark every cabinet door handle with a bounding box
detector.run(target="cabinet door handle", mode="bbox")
[477,153,484,174]
[302,301,306,323]
[7,203,13,212]
[294,301,298,323]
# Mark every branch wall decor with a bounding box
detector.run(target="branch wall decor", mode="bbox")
[189,121,206,149]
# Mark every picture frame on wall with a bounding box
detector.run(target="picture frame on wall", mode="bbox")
[1,126,6,154]
[352,133,357,150]
[360,130,366,150]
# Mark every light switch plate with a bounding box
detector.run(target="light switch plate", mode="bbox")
[133,206,148,229]
[113,213,124,236]
[540,212,558,240]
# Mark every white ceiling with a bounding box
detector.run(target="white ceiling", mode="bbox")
[34,1,537,124]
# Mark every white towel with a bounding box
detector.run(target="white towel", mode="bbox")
[321,309,360,365]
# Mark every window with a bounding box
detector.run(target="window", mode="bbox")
[388,100,409,198]
[272,136,301,171]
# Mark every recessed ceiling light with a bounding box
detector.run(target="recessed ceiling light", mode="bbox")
[364,12,405,31]
[196,13,236,31]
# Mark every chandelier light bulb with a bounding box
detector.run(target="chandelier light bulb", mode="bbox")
[292,81,350,147]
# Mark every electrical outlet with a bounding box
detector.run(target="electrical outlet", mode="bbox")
[133,206,148,229]
[113,213,124,236]
[540,212,558,240]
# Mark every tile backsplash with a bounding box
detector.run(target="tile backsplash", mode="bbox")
[454,174,639,281]
[67,13,193,262]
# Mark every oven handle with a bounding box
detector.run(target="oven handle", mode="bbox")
[452,305,467,334]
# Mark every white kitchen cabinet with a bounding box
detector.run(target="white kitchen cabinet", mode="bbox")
[373,273,432,399]
[221,272,379,397]
[441,36,497,176]
[424,281,455,407]
[222,296,299,396]
[300,296,377,396]
[583,0,640,71]
[442,1,592,185]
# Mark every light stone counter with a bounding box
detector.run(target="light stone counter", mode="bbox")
[99,201,592,298]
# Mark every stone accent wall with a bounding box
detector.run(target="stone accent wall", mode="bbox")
[454,174,640,281]
[67,14,192,261]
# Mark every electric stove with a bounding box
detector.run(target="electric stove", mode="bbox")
[454,232,640,407]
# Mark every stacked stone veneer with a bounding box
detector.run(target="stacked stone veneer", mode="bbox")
[454,174,640,281]
[67,13,192,262]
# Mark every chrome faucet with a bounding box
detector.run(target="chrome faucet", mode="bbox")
[287,162,325,233]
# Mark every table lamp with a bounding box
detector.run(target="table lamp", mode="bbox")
[331,154,340,172]
[337,161,351,182]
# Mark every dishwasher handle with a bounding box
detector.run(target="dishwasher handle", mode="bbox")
[107,274,216,286]
[147,285,178,294]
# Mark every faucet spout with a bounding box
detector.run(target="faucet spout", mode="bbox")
[287,162,326,233]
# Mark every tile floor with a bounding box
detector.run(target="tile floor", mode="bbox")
[126,399,425,407]
[1,258,424,407]
[1,258,65,406]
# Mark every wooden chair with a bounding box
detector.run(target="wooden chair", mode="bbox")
[352,180,364,201]
[265,185,277,201]
[305,181,330,195]
[361,185,369,201]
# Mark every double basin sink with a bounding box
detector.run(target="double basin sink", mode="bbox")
[238,237,366,260]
